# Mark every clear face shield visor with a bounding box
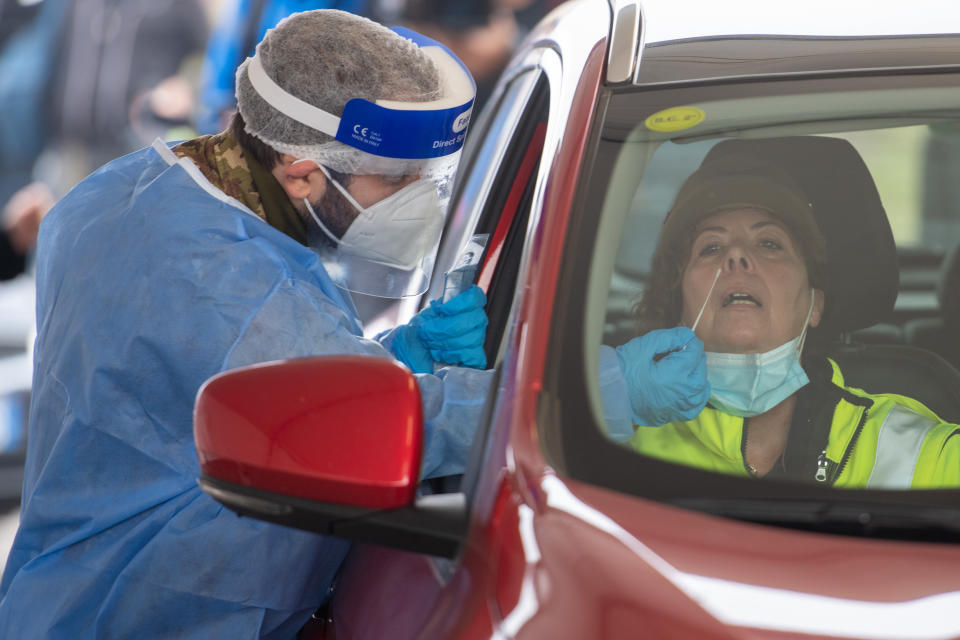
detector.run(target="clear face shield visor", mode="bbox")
[245,27,476,298]
[303,166,456,298]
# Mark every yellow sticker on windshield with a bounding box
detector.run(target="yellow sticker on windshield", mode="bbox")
[645,107,705,132]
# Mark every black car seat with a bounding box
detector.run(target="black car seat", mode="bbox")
[704,137,960,423]
[904,242,960,370]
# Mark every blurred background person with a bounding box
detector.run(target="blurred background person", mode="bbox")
[388,0,555,111]
[0,0,42,50]
[0,183,51,282]
[0,0,212,571]
[0,0,210,271]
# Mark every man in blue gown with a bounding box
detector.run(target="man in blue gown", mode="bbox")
[0,10,488,638]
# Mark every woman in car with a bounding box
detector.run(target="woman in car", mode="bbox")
[605,144,960,488]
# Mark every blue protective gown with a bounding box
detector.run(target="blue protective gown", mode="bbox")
[0,140,492,638]
[597,344,634,442]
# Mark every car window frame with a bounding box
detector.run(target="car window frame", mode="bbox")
[541,72,960,524]
[421,62,552,505]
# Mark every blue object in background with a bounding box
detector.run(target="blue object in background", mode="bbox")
[196,0,370,134]
[0,392,26,453]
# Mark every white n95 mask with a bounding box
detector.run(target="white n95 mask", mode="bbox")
[306,169,444,271]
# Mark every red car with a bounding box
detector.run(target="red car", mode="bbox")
[195,1,960,637]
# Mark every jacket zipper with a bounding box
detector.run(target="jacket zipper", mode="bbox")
[815,451,828,482]
[815,405,870,484]
[740,420,757,477]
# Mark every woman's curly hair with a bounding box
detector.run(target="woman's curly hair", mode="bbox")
[633,236,692,336]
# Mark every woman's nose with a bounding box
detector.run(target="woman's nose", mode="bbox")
[724,245,753,271]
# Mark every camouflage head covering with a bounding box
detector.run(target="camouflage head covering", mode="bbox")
[174,132,307,244]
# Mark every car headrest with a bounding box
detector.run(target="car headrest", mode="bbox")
[938,242,960,324]
[701,137,899,341]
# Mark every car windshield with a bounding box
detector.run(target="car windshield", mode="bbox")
[566,70,960,506]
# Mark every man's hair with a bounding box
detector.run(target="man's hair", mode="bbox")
[229,110,357,232]
[229,111,281,170]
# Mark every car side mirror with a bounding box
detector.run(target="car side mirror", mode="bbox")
[194,355,467,557]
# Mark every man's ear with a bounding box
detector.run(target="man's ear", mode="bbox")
[272,158,322,201]
[810,288,826,328]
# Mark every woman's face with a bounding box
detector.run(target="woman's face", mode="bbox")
[680,207,824,353]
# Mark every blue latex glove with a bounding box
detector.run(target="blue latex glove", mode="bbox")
[390,285,488,373]
[615,327,710,426]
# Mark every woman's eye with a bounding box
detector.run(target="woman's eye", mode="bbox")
[759,238,783,251]
[697,243,720,257]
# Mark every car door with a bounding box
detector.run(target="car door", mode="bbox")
[311,55,555,640]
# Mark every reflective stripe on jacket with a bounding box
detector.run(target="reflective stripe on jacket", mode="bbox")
[629,358,960,488]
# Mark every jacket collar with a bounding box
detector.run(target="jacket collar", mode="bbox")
[679,356,873,481]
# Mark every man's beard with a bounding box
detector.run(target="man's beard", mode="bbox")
[302,171,359,240]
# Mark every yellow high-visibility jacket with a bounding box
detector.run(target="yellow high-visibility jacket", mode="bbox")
[630,358,960,488]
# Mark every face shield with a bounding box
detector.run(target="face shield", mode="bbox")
[245,26,476,298]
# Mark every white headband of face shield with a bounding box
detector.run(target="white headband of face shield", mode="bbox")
[245,50,468,178]
[303,166,444,271]
[246,48,471,135]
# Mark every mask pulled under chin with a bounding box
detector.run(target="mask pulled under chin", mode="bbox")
[305,170,444,271]
[703,289,815,418]
[705,336,810,417]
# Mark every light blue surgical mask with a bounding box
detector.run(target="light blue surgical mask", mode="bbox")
[705,331,810,418]
[692,270,815,418]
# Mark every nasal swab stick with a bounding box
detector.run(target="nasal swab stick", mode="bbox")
[691,267,722,333]
[653,267,721,362]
